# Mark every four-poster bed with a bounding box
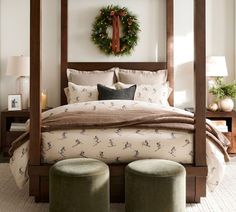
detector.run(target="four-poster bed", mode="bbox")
[28,0,207,203]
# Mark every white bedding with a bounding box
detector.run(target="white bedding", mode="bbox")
[41,128,194,164]
[9,100,227,192]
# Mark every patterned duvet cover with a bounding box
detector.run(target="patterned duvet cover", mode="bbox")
[9,100,228,192]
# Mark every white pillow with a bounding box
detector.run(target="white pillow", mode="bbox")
[68,82,116,104]
[115,82,172,106]
[116,69,167,85]
[68,82,99,104]
[67,68,117,86]
[64,87,70,103]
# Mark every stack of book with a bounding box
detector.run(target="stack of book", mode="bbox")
[211,120,228,132]
[10,122,27,132]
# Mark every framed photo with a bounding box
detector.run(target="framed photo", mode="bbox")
[8,94,22,111]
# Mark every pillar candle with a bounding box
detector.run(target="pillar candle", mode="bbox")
[41,91,47,110]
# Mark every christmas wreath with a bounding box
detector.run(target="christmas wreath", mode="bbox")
[91,5,140,56]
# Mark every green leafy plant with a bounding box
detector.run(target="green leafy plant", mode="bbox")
[209,77,236,100]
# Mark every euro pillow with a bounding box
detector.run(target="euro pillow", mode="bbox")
[67,68,117,86]
[116,68,167,85]
[115,82,172,106]
[97,84,136,100]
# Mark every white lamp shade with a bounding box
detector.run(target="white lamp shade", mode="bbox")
[206,56,228,77]
[6,56,30,77]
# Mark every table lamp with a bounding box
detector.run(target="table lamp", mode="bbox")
[6,56,30,109]
[206,56,228,78]
[206,56,228,107]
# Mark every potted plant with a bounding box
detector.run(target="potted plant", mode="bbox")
[209,77,236,112]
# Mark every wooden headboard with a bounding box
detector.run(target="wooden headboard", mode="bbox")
[61,62,172,105]
[60,0,174,106]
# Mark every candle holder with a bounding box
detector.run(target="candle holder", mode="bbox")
[41,89,47,110]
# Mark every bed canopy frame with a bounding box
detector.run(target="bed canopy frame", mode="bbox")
[29,0,206,203]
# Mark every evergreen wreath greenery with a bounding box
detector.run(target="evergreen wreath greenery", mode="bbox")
[91,5,140,56]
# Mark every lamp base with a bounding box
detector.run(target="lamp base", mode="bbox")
[17,76,29,109]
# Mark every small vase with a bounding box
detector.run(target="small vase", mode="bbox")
[208,103,218,112]
[219,98,234,112]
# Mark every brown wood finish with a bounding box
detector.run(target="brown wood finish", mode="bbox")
[29,0,42,198]
[194,0,206,167]
[193,1,207,202]
[61,0,68,106]
[167,0,174,105]
[30,0,41,166]
[0,109,30,156]
[230,116,236,153]
[29,0,207,203]
[68,62,167,71]
[206,110,236,153]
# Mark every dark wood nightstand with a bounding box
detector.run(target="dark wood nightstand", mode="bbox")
[1,109,29,157]
[0,107,52,157]
[206,110,236,154]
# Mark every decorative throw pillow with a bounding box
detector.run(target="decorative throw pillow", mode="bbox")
[97,84,136,100]
[115,82,172,106]
[67,68,117,86]
[64,87,70,103]
[68,82,99,104]
[116,68,167,85]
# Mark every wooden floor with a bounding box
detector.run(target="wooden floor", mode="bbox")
[0,161,235,212]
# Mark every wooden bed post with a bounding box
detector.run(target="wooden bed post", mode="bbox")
[61,0,68,105]
[29,0,42,198]
[167,0,174,106]
[194,0,207,202]
[194,0,206,167]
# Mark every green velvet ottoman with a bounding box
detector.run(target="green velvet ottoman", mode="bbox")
[49,158,109,212]
[125,159,186,212]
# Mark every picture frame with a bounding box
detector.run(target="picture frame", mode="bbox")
[8,94,22,111]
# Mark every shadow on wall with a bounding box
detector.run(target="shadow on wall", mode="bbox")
[174,61,194,108]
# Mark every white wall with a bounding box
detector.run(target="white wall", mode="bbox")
[42,0,61,107]
[0,0,29,110]
[174,0,194,108]
[68,0,166,62]
[0,0,235,109]
[207,0,235,84]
